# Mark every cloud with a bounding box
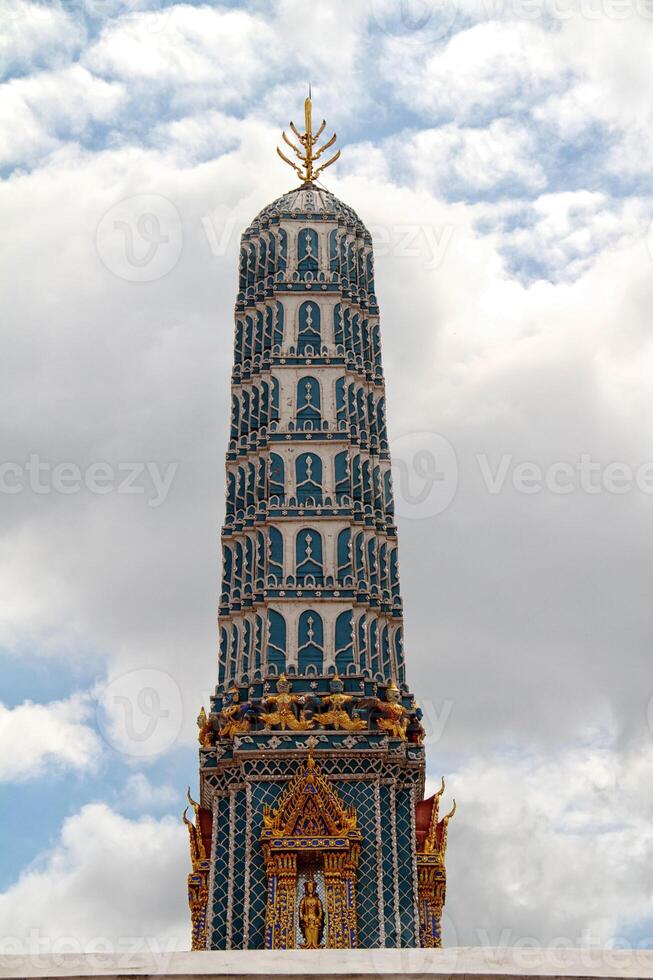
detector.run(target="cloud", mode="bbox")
[398,119,546,196]
[383,20,566,122]
[0,1,84,81]
[84,5,279,111]
[117,773,179,811]
[443,737,653,946]
[482,190,652,281]
[0,694,100,781]
[0,803,188,952]
[0,64,125,167]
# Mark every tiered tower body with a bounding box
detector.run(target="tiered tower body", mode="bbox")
[185,102,453,952]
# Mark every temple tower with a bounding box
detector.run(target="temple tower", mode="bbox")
[185,97,454,951]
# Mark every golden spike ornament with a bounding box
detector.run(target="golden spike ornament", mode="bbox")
[277,94,341,185]
[183,787,210,950]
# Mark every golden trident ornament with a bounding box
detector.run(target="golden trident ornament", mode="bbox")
[277,91,341,185]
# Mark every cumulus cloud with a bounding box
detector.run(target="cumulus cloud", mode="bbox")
[398,119,546,196]
[482,190,652,281]
[383,20,566,122]
[443,737,653,946]
[0,1,84,81]
[84,5,280,111]
[0,694,100,781]
[0,64,125,167]
[0,803,188,952]
[117,773,179,811]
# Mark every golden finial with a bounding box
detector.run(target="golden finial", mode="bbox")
[183,788,206,863]
[276,90,340,186]
[424,777,446,852]
[306,734,318,769]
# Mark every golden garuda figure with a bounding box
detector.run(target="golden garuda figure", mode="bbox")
[298,878,324,949]
[374,679,410,740]
[259,674,315,731]
[318,674,365,731]
[218,687,250,739]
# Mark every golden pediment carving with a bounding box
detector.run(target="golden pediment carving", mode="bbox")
[261,751,358,840]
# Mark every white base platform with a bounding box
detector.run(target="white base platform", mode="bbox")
[2,948,653,980]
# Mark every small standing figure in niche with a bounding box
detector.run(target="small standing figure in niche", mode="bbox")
[298,878,324,949]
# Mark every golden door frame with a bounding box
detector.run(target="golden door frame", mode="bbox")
[259,753,361,949]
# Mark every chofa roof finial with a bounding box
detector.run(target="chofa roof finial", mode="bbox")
[277,91,340,186]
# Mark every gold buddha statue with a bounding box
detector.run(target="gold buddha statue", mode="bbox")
[298,878,324,949]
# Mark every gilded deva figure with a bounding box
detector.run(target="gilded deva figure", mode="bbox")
[298,878,324,949]
[196,706,214,747]
[259,673,315,731]
[374,679,411,739]
[318,674,365,731]
[218,687,250,738]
